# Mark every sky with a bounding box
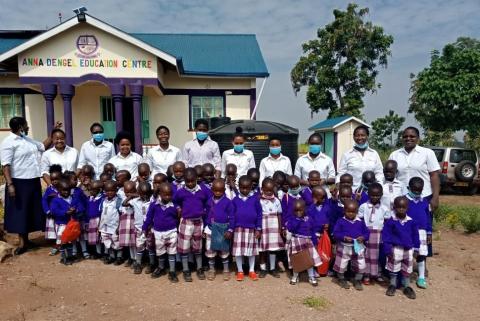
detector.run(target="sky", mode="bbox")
[1,0,479,141]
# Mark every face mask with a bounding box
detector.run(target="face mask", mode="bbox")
[408,189,422,199]
[233,144,244,153]
[354,142,369,150]
[20,130,26,137]
[92,133,104,142]
[270,146,281,155]
[309,144,322,155]
[289,186,302,196]
[196,131,208,141]
[261,193,275,200]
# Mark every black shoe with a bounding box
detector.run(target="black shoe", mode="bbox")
[270,269,280,278]
[197,268,206,280]
[144,264,155,274]
[353,280,363,291]
[114,258,125,266]
[338,279,350,289]
[403,286,416,300]
[133,263,143,274]
[14,247,28,256]
[104,257,115,265]
[183,271,193,282]
[91,253,101,260]
[151,267,166,278]
[259,269,267,278]
[386,285,396,296]
[60,256,72,266]
[168,271,179,283]
[124,258,134,267]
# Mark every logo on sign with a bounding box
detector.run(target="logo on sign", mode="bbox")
[75,35,99,58]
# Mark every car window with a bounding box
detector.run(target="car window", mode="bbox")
[431,149,445,162]
[449,149,477,163]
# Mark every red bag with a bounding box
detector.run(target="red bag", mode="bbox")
[60,219,81,244]
[317,230,332,276]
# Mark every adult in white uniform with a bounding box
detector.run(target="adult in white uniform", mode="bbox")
[221,130,255,179]
[108,131,144,179]
[41,128,78,185]
[145,125,182,177]
[259,137,292,185]
[77,122,115,179]
[336,125,384,191]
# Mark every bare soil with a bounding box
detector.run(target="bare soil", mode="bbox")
[0,195,479,321]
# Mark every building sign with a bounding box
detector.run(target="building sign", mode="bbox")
[18,25,158,79]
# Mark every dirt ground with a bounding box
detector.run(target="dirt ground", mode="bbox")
[0,195,479,321]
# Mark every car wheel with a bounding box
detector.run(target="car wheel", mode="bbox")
[454,160,477,182]
[463,185,478,196]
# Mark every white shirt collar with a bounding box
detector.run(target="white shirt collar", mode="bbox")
[89,139,109,147]
[305,153,326,161]
[392,215,412,223]
[267,153,286,160]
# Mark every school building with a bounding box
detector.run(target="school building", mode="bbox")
[0,12,269,152]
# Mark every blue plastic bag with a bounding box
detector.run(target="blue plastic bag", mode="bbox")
[210,222,230,252]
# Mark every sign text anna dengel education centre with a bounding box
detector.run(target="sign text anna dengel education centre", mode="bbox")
[21,57,153,69]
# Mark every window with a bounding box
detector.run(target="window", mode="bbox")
[0,94,23,128]
[431,148,445,162]
[449,149,477,163]
[190,96,224,128]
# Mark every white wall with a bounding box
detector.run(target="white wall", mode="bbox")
[226,95,250,119]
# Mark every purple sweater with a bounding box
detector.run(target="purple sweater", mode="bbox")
[280,193,303,228]
[333,217,370,243]
[407,197,432,233]
[42,186,58,214]
[307,202,331,233]
[143,201,178,232]
[200,182,213,199]
[382,216,420,255]
[87,194,104,219]
[300,187,313,206]
[287,215,318,245]
[231,194,262,231]
[173,186,208,220]
[50,196,83,225]
[205,196,234,228]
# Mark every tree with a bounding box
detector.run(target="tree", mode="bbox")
[291,3,394,118]
[409,37,480,137]
[370,110,405,149]
[421,129,456,147]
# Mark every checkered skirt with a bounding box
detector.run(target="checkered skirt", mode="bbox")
[259,213,284,252]
[135,228,156,252]
[333,242,366,274]
[87,217,101,245]
[118,212,136,247]
[101,232,119,250]
[287,235,322,268]
[365,228,381,277]
[386,246,413,276]
[177,218,203,254]
[45,217,57,240]
[232,227,259,257]
[153,228,178,256]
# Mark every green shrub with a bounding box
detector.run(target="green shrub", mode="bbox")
[302,296,331,310]
[446,212,460,230]
[459,208,480,233]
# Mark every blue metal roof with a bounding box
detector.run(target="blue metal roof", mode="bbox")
[308,116,352,131]
[0,31,269,77]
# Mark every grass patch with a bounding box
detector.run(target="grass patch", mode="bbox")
[435,204,480,233]
[302,296,331,310]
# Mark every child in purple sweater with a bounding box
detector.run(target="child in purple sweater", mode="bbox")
[143,183,179,283]
[204,178,234,281]
[86,180,104,258]
[174,168,209,282]
[383,196,419,299]
[300,170,322,206]
[406,177,432,289]
[42,164,62,256]
[230,175,262,282]
[287,199,322,286]
[354,171,376,206]
[333,199,370,290]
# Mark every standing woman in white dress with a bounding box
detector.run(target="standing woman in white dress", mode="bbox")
[1,117,59,255]
[145,125,182,177]
[108,131,144,179]
[41,128,79,185]
[336,125,384,191]
[220,128,256,180]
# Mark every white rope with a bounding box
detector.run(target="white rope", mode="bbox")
[250,77,267,119]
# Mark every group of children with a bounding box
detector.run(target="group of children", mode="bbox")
[41,158,432,299]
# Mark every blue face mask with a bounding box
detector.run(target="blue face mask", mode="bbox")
[233,144,244,153]
[408,189,422,199]
[354,142,369,150]
[20,130,26,138]
[289,186,302,196]
[92,133,104,142]
[309,144,322,155]
[270,146,282,155]
[196,131,208,141]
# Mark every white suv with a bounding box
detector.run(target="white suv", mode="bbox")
[429,146,480,195]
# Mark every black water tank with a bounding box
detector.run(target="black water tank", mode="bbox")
[209,120,299,168]
[209,117,231,130]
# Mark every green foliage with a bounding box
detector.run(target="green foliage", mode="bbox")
[435,204,480,233]
[370,110,405,149]
[463,132,480,152]
[302,296,331,310]
[421,129,456,147]
[291,3,393,118]
[409,37,480,138]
